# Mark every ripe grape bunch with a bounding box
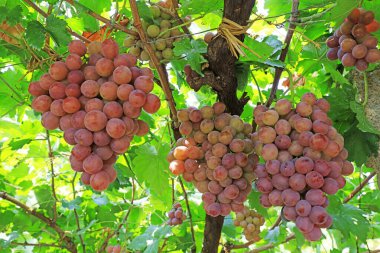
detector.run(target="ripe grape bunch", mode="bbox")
[28,39,161,191]
[167,102,258,217]
[252,93,354,241]
[167,203,187,226]
[233,207,265,242]
[124,1,190,66]
[106,245,127,253]
[326,8,380,71]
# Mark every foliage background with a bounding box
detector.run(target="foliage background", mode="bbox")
[0,0,380,252]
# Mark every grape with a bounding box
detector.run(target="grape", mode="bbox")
[261,143,278,161]
[96,58,114,77]
[81,172,91,185]
[90,171,110,191]
[70,110,86,128]
[296,200,312,217]
[99,81,118,101]
[326,36,339,48]
[310,133,329,151]
[214,113,231,130]
[235,153,248,167]
[223,185,240,199]
[169,160,185,175]
[173,146,189,160]
[355,59,369,71]
[288,141,303,156]
[289,173,306,191]
[314,160,331,177]
[336,175,346,188]
[83,66,100,80]
[322,177,339,195]
[59,114,73,131]
[62,97,81,114]
[303,147,322,160]
[298,131,313,146]
[208,180,223,194]
[305,189,326,206]
[305,171,324,189]
[309,206,328,225]
[206,203,222,217]
[83,153,103,174]
[104,154,117,166]
[113,66,132,85]
[114,53,137,68]
[49,82,66,100]
[69,40,86,56]
[262,110,279,126]
[122,101,141,118]
[81,80,100,98]
[94,146,114,161]
[106,118,126,139]
[41,112,60,130]
[275,119,291,135]
[129,89,147,107]
[194,166,207,181]
[275,135,292,150]
[74,129,93,146]
[340,38,357,53]
[101,39,119,59]
[352,44,368,59]
[66,54,82,70]
[296,102,312,116]
[219,128,234,145]
[228,165,243,179]
[200,119,215,134]
[294,118,312,132]
[189,109,202,123]
[233,178,248,190]
[71,144,91,161]
[259,194,272,207]
[265,160,280,175]
[213,165,228,181]
[49,61,68,81]
[103,101,123,119]
[256,177,273,193]
[268,190,283,206]
[39,73,55,90]
[342,160,354,175]
[274,99,292,115]
[184,159,198,173]
[362,36,378,49]
[229,139,245,153]
[117,84,134,101]
[212,143,228,157]
[194,131,206,144]
[258,126,276,144]
[65,83,81,97]
[32,95,52,113]
[323,141,340,158]
[63,128,76,145]
[365,49,380,63]
[281,189,300,206]
[272,174,289,190]
[312,120,329,134]
[296,216,314,234]
[340,21,354,35]
[50,99,66,116]
[70,155,83,172]
[318,215,332,228]
[283,206,297,221]
[304,226,322,241]
[89,53,102,66]
[134,76,154,93]
[255,164,268,178]
[28,81,47,97]
[84,110,108,132]
[280,161,295,177]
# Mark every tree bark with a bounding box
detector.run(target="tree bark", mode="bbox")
[202,1,256,252]
[206,0,256,115]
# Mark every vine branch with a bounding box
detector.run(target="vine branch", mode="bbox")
[46,130,58,222]
[0,191,77,253]
[178,178,196,253]
[344,171,376,203]
[129,0,179,126]
[71,172,86,253]
[266,0,300,106]
[11,242,64,248]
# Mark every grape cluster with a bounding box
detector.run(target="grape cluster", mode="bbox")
[233,207,265,241]
[167,203,186,226]
[252,93,354,241]
[167,102,258,217]
[106,245,127,253]
[326,8,380,71]
[124,1,190,66]
[28,39,160,191]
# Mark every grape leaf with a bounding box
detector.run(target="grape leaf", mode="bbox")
[136,0,153,23]
[130,225,171,250]
[173,38,207,75]
[344,124,379,166]
[349,101,380,135]
[0,5,22,25]
[180,0,223,16]
[62,197,83,210]
[132,143,171,205]
[8,138,32,150]
[328,196,370,242]
[45,15,71,47]
[324,0,360,25]
[78,0,111,13]
[240,37,279,63]
[25,21,46,49]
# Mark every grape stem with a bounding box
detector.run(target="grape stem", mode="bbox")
[22,0,91,43]
[179,178,197,253]
[344,171,376,203]
[284,68,295,104]
[266,0,300,107]
[71,172,86,253]
[0,191,77,253]
[250,72,264,104]
[362,71,368,107]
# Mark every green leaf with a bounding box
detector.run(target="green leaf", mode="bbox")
[25,21,46,49]
[34,185,55,216]
[45,15,71,47]
[92,194,109,205]
[136,0,153,23]
[173,38,207,74]
[78,0,111,13]
[344,125,379,166]
[324,0,360,25]
[350,101,380,135]
[327,196,370,242]
[235,62,250,92]
[8,138,32,150]
[240,37,279,63]
[62,197,83,210]
[133,143,171,206]
[130,225,171,250]
[180,0,223,16]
